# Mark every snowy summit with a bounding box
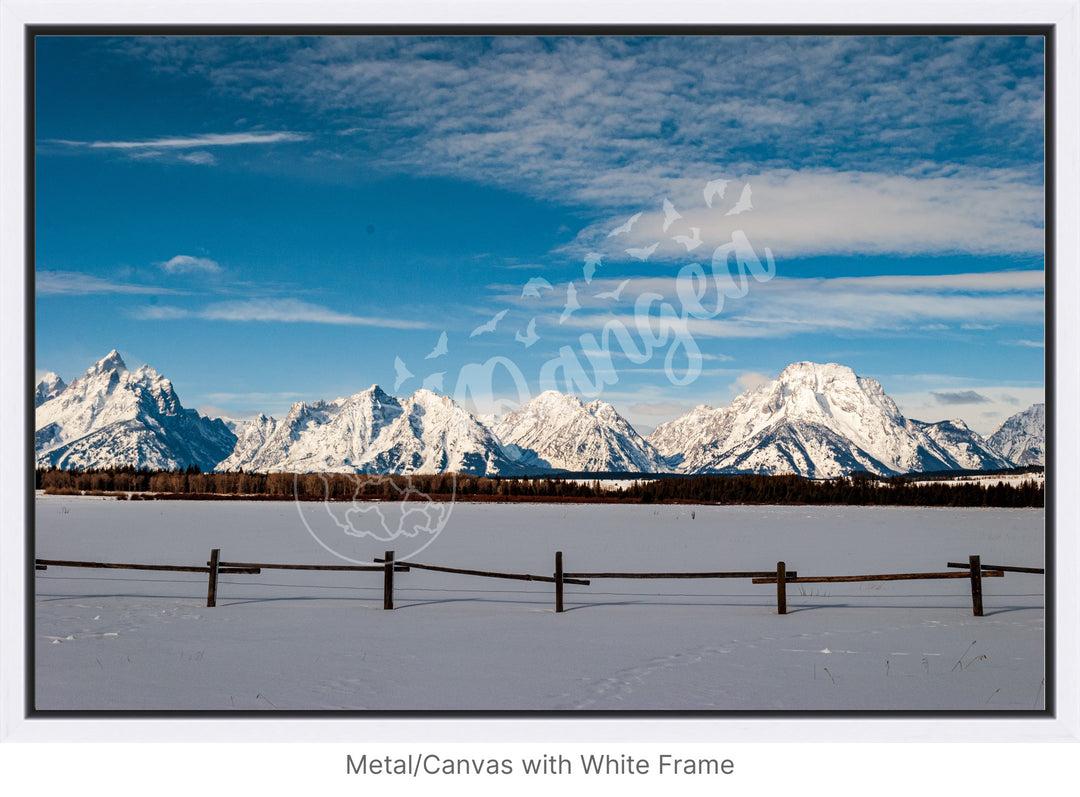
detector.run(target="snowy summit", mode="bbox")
[35,353,1041,478]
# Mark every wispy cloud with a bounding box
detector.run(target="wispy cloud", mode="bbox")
[730,372,773,393]
[132,305,190,320]
[47,130,308,165]
[931,390,993,405]
[159,255,222,274]
[113,36,1044,242]
[179,151,217,165]
[133,298,430,329]
[553,270,1043,340]
[568,169,1044,259]
[36,270,177,296]
[889,383,1044,435]
[53,131,308,151]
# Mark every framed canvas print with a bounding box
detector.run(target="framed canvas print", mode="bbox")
[4,1,1077,792]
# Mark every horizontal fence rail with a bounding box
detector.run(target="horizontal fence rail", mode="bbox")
[751,571,1004,583]
[35,558,259,575]
[564,570,797,579]
[35,550,1040,617]
[374,556,591,586]
[215,560,411,573]
[947,561,1044,574]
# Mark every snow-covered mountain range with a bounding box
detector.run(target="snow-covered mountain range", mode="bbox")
[34,351,236,472]
[35,353,1045,478]
[494,391,667,473]
[35,372,67,407]
[986,403,1045,467]
[216,385,523,475]
[647,362,1018,479]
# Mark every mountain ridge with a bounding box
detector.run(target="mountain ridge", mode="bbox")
[36,354,1043,477]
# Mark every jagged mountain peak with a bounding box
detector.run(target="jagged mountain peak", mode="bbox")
[494,390,665,473]
[35,351,235,471]
[36,355,1039,478]
[987,403,1045,466]
[94,349,128,374]
[409,387,452,404]
[778,360,856,383]
[35,372,67,407]
[37,370,65,388]
[649,361,1013,478]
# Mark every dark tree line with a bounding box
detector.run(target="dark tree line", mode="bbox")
[35,466,1044,507]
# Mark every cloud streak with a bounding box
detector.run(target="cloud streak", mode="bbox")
[553,269,1043,340]
[53,131,308,151]
[570,169,1044,258]
[133,298,430,329]
[159,255,222,274]
[36,270,178,296]
[931,390,993,405]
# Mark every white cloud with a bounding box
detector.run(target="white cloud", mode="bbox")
[115,36,1044,238]
[571,169,1045,259]
[57,131,308,151]
[159,255,222,274]
[731,371,772,393]
[553,269,1043,341]
[889,385,1045,436]
[134,298,431,329]
[131,305,190,320]
[178,151,217,166]
[36,270,175,296]
[48,131,308,166]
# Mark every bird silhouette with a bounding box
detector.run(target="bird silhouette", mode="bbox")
[726,183,753,215]
[583,252,603,284]
[393,356,414,391]
[515,318,540,347]
[424,331,448,359]
[521,277,554,298]
[421,371,445,392]
[469,309,509,337]
[626,242,659,261]
[672,227,702,251]
[595,278,631,301]
[560,282,580,325]
[662,198,682,232]
[704,179,729,208]
[607,212,642,237]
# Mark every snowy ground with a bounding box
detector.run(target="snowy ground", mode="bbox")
[34,494,1045,712]
[908,471,1045,487]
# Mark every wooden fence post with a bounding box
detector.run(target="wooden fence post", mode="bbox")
[383,550,395,610]
[969,554,983,617]
[206,548,220,608]
[555,551,564,613]
[776,561,787,615]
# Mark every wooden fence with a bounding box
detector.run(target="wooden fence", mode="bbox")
[35,550,1042,616]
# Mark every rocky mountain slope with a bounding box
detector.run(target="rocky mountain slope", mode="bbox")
[36,354,1040,478]
[647,362,1014,478]
[986,403,1045,466]
[35,351,236,471]
[493,390,666,473]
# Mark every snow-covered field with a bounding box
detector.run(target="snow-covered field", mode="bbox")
[34,494,1045,712]
[909,471,1045,488]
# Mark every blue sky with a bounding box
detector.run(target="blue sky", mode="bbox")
[33,34,1046,436]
